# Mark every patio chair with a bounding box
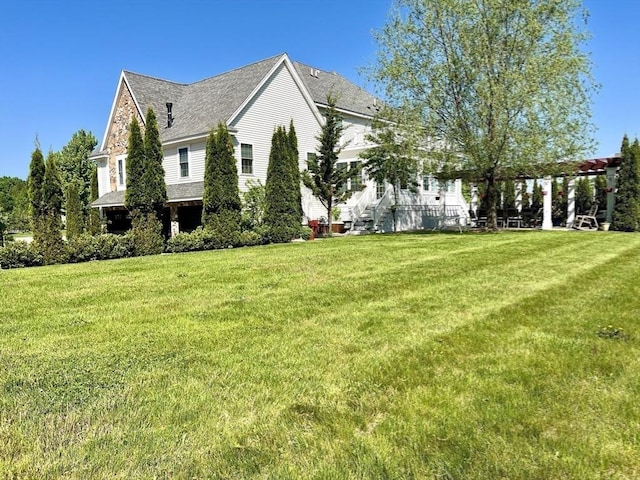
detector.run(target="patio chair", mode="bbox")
[573,202,599,230]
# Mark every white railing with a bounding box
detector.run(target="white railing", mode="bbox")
[349,182,377,221]
[373,184,395,227]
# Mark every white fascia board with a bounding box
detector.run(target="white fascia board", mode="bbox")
[162,127,237,148]
[315,103,374,122]
[168,196,202,203]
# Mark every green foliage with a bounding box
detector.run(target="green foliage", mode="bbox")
[65,182,84,240]
[575,176,593,214]
[57,129,98,219]
[371,0,596,228]
[612,136,640,231]
[521,182,531,210]
[66,233,136,263]
[165,226,264,253]
[502,180,516,210]
[88,166,102,235]
[143,108,168,216]
[303,96,356,231]
[0,241,43,268]
[202,124,242,245]
[594,174,607,209]
[264,125,301,243]
[124,117,146,212]
[0,176,29,232]
[531,180,543,212]
[288,119,303,219]
[27,145,46,239]
[241,180,266,232]
[37,152,64,264]
[361,111,420,231]
[131,211,164,256]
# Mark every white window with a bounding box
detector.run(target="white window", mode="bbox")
[241,144,253,174]
[179,147,189,178]
[116,155,126,189]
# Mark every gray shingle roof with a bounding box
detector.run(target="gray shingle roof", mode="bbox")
[121,54,379,145]
[292,61,379,117]
[91,181,204,207]
[125,54,283,144]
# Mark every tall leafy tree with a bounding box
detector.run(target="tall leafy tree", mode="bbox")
[612,135,640,231]
[265,125,300,242]
[531,180,543,212]
[502,180,516,210]
[594,174,607,210]
[0,176,29,231]
[370,0,596,229]
[360,113,420,231]
[202,123,242,245]
[27,145,46,244]
[57,129,97,220]
[143,108,167,218]
[303,96,358,232]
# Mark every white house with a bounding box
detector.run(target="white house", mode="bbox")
[90,53,468,235]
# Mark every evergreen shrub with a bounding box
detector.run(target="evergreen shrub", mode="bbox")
[0,241,44,269]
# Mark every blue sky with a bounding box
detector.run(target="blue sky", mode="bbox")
[0,0,638,180]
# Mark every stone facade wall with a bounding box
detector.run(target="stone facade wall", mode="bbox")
[106,81,144,191]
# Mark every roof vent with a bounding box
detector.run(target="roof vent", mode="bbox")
[166,102,174,128]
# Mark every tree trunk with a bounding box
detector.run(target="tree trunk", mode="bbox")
[485,176,499,230]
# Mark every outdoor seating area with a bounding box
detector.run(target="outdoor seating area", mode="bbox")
[470,208,543,229]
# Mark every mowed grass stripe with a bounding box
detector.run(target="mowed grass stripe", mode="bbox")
[1,231,638,479]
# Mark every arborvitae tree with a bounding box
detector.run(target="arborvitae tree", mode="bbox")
[303,96,356,233]
[27,145,46,245]
[202,123,241,245]
[594,174,607,211]
[575,176,593,214]
[143,108,167,217]
[265,126,300,242]
[288,119,303,220]
[612,136,640,231]
[521,182,531,210]
[124,117,146,213]
[503,180,516,210]
[88,165,101,235]
[65,181,83,240]
[39,151,64,264]
[531,179,543,212]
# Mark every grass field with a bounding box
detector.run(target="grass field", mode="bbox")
[1,231,639,479]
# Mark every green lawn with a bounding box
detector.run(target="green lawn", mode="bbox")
[1,231,639,479]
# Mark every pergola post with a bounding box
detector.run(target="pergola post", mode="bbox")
[471,184,479,212]
[606,167,616,223]
[567,177,576,228]
[170,205,180,237]
[542,177,553,230]
[515,181,523,212]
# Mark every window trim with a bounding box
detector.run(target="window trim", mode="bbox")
[116,154,126,189]
[240,143,253,175]
[178,146,190,178]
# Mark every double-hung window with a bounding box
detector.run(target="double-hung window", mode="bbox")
[179,147,189,178]
[241,144,253,174]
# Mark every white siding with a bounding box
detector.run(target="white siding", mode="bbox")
[163,141,206,185]
[97,158,110,197]
[231,62,324,219]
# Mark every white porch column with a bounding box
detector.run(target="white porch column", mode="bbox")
[515,181,523,212]
[605,167,616,224]
[542,176,553,230]
[471,184,479,212]
[170,205,180,237]
[567,178,576,228]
